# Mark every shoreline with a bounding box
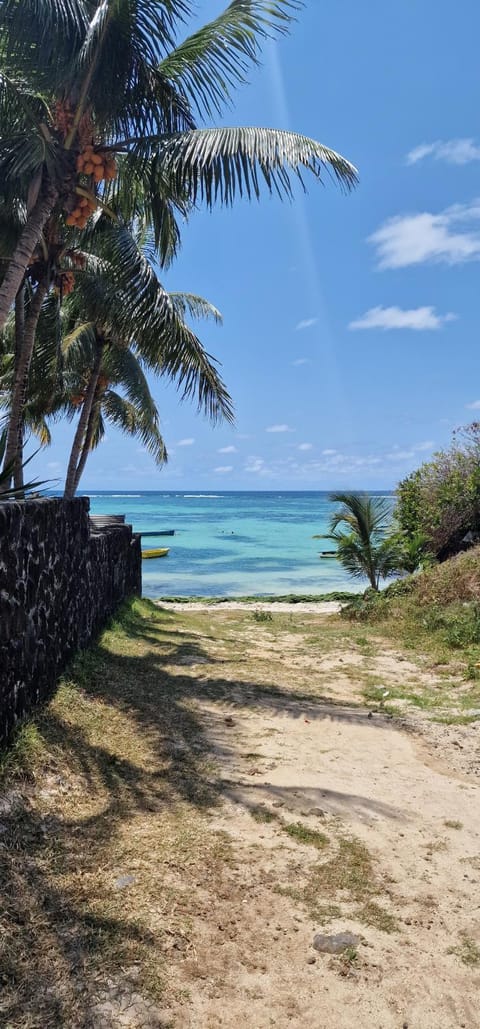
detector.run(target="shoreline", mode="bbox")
[156,598,343,613]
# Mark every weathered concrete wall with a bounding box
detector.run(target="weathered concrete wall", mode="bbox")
[0,497,141,746]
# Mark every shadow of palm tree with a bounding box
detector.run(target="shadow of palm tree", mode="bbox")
[0,598,399,1025]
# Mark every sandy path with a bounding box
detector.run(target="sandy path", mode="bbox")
[163,616,480,1029]
[158,600,342,614]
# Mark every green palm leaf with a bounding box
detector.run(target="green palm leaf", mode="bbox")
[159,0,300,119]
[151,126,358,206]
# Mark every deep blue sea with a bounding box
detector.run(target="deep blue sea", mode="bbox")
[82,490,393,599]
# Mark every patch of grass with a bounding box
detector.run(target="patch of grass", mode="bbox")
[283,822,328,849]
[444,819,463,830]
[448,934,480,966]
[281,834,381,924]
[423,839,448,854]
[252,610,273,623]
[250,805,278,824]
[433,713,479,725]
[356,901,399,933]
[156,592,356,604]
[316,836,377,902]
[0,722,47,783]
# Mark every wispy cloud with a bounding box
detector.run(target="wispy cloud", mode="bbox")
[218,445,237,453]
[292,357,310,366]
[245,457,265,474]
[295,317,318,331]
[214,465,233,473]
[266,424,293,433]
[414,440,434,452]
[466,399,480,410]
[407,139,480,166]
[298,443,313,451]
[349,305,456,331]
[177,437,195,447]
[369,201,480,269]
[387,441,434,460]
[322,448,337,456]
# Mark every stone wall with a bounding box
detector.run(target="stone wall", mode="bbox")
[0,497,141,747]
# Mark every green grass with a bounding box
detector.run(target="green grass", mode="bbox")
[0,722,47,783]
[355,901,399,933]
[444,820,463,830]
[251,804,278,824]
[282,822,329,849]
[448,934,480,966]
[249,808,328,849]
[433,714,479,725]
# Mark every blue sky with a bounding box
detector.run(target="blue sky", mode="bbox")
[42,0,480,491]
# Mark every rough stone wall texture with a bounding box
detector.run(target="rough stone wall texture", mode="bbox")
[0,497,141,746]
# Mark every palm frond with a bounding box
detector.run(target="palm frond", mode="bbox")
[102,389,167,464]
[78,224,234,423]
[151,126,358,206]
[159,0,301,119]
[169,292,222,324]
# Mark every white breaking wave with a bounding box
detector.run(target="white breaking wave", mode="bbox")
[183,494,224,499]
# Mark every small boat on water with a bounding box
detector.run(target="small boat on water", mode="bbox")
[142,547,170,560]
[140,529,175,537]
[319,551,337,559]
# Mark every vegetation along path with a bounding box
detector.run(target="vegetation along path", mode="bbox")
[1,598,479,1028]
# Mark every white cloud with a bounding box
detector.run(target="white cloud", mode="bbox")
[298,443,313,451]
[407,139,480,166]
[177,437,195,447]
[349,305,456,331]
[466,399,480,410]
[386,449,415,461]
[245,457,265,473]
[47,461,61,471]
[266,424,293,433]
[386,440,434,461]
[214,465,233,473]
[322,448,337,456]
[369,201,480,269]
[218,445,237,453]
[292,357,310,366]
[295,317,318,331]
[414,440,434,452]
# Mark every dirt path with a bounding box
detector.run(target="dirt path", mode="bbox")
[2,602,479,1028]
[159,608,480,1029]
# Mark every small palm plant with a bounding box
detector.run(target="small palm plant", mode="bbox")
[0,427,46,499]
[318,492,398,591]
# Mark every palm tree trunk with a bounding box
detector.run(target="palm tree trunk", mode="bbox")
[12,284,26,493]
[1,278,49,490]
[0,181,58,331]
[64,342,104,499]
[73,395,101,494]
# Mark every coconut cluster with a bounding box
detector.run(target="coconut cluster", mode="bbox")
[76,146,117,182]
[65,146,117,229]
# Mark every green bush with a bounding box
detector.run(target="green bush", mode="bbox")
[396,424,480,561]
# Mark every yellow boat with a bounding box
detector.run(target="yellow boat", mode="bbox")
[141,547,170,560]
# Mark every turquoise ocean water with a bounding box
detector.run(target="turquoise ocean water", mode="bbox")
[84,490,393,599]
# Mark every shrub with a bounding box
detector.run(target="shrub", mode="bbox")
[396,424,480,561]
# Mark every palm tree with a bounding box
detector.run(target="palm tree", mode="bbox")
[0,1,357,327]
[0,204,231,491]
[319,492,397,591]
[61,330,168,498]
[0,216,228,497]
